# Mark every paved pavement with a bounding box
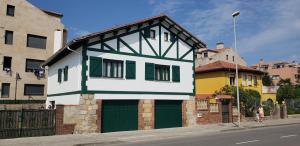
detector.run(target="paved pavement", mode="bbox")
[1,118,300,146]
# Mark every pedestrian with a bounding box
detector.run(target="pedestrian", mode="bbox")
[256,109,260,122]
[258,106,264,122]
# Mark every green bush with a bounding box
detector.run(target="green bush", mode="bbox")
[287,107,296,115]
[263,105,272,116]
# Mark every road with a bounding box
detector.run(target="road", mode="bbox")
[99,124,300,146]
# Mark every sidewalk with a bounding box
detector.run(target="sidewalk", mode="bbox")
[1,118,300,146]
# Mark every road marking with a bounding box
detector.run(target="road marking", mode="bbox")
[280,134,297,139]
[236,140,260,145]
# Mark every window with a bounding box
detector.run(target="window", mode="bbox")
[1,83,10,98]
[5,30,13,44]
[6,5,15,16]
[150,30,155,39]
[126,60,136,79]
[25,59,44,72]
[196,100,208,110]
[272,75,280,80]
[164,32,169,41]
[254,76,258,86]
[155,64,170,81]
[3,56,12,71]
[229,74,235,86]
[204,52,208,58]
[247,75,253,86]
[242,74,247,86]
[210,103,219,113]
[232,56,235,62]
[144,28,150,38]
[24,84,44,96]
[27,34,47,49]
[226,55,229,60]
[170,33,176,42]
[63,66,68,81]
[172,65,180,82]
[103,59,123,78]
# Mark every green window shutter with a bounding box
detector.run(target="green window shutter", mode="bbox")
[170,33,176,42]
[63,66,68,81]
[144,28,150,38]
[172,65,180,82]
[58,69,62,83]
[145,62,154,81]
[90,56,102,77]
[126,60,136,79]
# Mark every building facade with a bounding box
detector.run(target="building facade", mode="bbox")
[0,0,65,103]
[43,15,205,133]
[253,59,300,85]
[195,61,264,124]
[195,42,247,67]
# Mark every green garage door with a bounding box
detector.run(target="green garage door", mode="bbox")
[102,100,138,133]
[155,100,182,129]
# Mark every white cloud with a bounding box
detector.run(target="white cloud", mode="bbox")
[68,27,91,38]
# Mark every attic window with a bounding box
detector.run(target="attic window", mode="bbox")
[204,52,208,58]
[164,32,169,41]
[150,30,155,39]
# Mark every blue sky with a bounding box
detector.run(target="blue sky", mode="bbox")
[28,0,300,65]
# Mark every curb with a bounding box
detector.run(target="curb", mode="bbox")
[220,122,300,132]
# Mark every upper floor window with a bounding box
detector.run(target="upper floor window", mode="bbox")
[25,59,44,72]
[242,74,247,86]
[3,56,12,72]
[155,64,170,81]
[164,32,169,41]
[24,84,44,96]
[226,55,229,60]
[204,52,208,58]
[150,30,156,39]
[103,59,123,78]
[5,30,13,44]
[1,83,10,98]
[229,74,235,86]
[6,5,15,16]
[254,76,258,86]
[247,75,253,86]
[27,34,47,49]
[232,56,235,62]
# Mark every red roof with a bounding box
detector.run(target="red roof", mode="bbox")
[196,61,264,74]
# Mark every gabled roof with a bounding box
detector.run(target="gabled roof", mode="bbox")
[43,14,206,66]
[40,9,63,18]
[195,61,264,74]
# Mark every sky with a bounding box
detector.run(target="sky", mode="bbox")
[28,0,300,65]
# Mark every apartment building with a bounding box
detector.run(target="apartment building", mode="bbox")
[195,42,247,67]
[253,59,300,85]
[0,0,65,103]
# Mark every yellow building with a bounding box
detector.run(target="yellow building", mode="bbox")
[194,61,265,124]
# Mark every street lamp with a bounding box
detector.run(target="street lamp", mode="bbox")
[14,72,22,103]
[232,10,240,127]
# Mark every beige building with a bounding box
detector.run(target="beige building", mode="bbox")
[252,59,300,85]
[195,42,247,67]
[0,0,66,102]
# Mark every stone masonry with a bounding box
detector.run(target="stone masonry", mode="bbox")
[139,100,154,130]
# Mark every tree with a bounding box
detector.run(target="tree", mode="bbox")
[277,78,292,86]
[276,84,294,104]
[262,75,272,86]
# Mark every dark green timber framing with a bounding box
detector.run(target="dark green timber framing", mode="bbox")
[81,42,88,93]
[162,37,177,57]
[159,23,162,56]
[192,45,196,96]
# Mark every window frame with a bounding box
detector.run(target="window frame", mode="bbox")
[1,83,10,98]
[229,74,235,86]
[154,64,170,81]
[247,75,253,86]
[196,100,208,110]
[24,84,45,96]
[5,30,13,45]
[3,56,12,71]
[6,5,15,16]
[25,59,44,72]
[102,59,124,79]
[209,103,219,113]
[150,29,156,39]
[164,32,169,41]
[26,34,47,49]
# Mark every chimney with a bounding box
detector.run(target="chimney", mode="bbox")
[216,42,224,49]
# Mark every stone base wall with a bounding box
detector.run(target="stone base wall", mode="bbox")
[183,96,197,126]
[139,100,154,130]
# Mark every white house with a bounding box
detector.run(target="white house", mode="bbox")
[43,14,206,133]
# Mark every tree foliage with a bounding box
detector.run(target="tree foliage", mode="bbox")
[262,75,272,86]
[276,79,295,104]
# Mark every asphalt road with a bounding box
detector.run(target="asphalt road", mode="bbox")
[109,124,300,146]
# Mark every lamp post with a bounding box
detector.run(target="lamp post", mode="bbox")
[232,11,240,127]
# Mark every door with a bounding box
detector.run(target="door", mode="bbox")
[155,100,182,129]
[222,100,230,123]
[101,100,138,133]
